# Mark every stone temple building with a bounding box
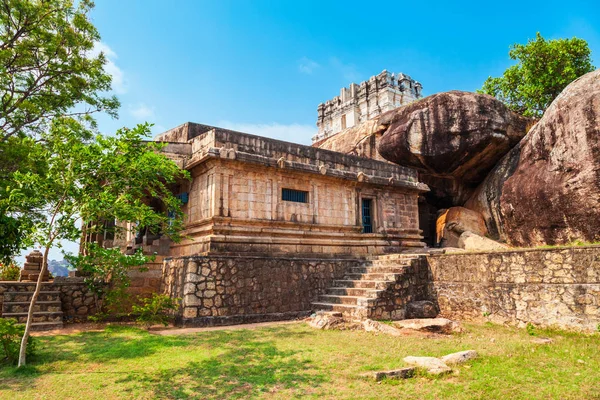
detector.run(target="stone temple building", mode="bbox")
[103,122,431,325]
[313,70,422,144]
[125,122,428,257]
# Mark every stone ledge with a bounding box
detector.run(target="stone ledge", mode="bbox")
[177,311,311,328]
[428,244,600,257]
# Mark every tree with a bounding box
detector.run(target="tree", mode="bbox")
[479,32,595,118]
[0,0,118,142]
[5,120,189,367]
[0,0,119,259]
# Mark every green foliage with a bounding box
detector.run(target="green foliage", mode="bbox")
[0,214,23,265]
[0,318,35,365]
[6,120,189,252]
[479,32,595,118]
[67,243,151,315]
[0,260,20,281]
[0,0,119,142]
[131,294,180,328]
[0,0,120,261]
[526,322,536,336]
[2,323,600,398]
[3,119,188,366]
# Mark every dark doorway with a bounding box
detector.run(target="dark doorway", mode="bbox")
[418,197,439,247]
[362,198,373,233]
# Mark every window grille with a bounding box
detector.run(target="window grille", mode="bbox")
[282,188,308,203]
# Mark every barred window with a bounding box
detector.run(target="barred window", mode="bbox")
[282,188,308,203]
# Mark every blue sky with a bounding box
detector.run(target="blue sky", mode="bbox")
[30,0,600,261]
[91,0,600,145]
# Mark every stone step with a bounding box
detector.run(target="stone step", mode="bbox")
[311,302,363,314]
[344,272,399,281]
[331,280,390,289]
[2,311,64,324]
[369,259,414,267]
[318,295,369,305]
[326,287,382,297]
[2,301,62,314]
[3,291,61,302]
[349,266,409,274]
[372,254,422,261]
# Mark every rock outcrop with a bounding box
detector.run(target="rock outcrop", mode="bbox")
[465,69,600,246]
[436,207,487,246]
[313,118,389,162]
[376,91,531,206]
[435,207,508,250]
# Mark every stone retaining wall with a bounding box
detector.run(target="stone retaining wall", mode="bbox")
[0,279,97,320]
[426,246,600,331]
[161,254,362,326]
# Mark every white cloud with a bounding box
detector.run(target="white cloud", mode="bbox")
[298,57,320,74]
[152,124,167,134]
[330,57,361,83]
[129,103,155,120]
[92,42,127,94]
[217,121,316,145]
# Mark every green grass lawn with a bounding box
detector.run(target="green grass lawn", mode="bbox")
[1,322,599,399]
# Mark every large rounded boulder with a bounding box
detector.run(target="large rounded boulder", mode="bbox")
[377,91,531,185]
[465,69,600,246]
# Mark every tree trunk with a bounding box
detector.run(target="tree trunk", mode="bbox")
[17,246,50,367]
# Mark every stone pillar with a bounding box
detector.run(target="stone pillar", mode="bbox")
[20,249,50,282]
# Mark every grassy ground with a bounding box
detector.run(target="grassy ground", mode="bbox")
[1,321,599,399]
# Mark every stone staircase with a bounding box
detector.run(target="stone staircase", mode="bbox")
[312,253,429,320]
[2,288,64,331]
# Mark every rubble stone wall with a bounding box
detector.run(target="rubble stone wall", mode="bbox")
[161,254,362,326]
[426,246,600,331]
[367,258,432,320]
[0,280,97,320]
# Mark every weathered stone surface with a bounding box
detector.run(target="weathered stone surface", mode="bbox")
[403,356,452,375]
[441,350,478,365]
[314,70,422,143]
[314,118,389,162]
[377,91,531,188]
[307,312,345,330]
[426,246,600,332]
[394,318,461,334]
[436,207,489,247]
[465,70,600,246]
[458,231,509,251]
[362,367,416,381]
[405,300,438,319]
[162,255,366,326]
[362,319,404,336]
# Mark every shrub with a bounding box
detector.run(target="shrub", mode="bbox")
[0,318,36,365]
[131,294,180,328]
[0,261,20,281]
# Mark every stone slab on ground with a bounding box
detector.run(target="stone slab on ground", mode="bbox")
[362,367,416,381]
[362,319,404,336]
[307,312,345,330]
[441,350,478,365]
[403,356,452,375]
[394,318,462,334]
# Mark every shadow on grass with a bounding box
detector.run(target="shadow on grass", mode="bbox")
[0,365,41,392]
[117,329,326,399]
[37,325,192,363]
